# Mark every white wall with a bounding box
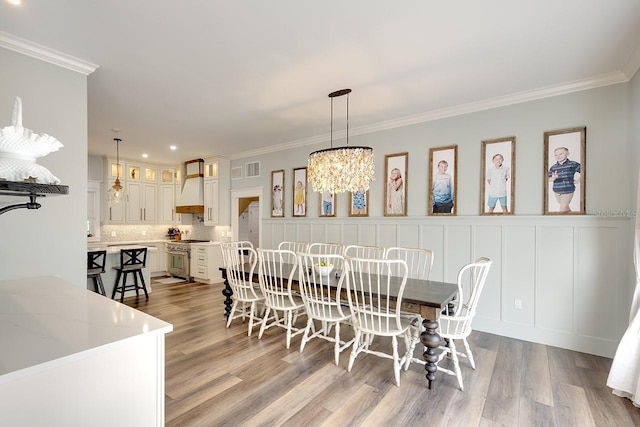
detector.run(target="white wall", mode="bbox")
[230,83,634,357]
[0,48,88,287]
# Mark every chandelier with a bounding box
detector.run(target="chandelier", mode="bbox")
[307,89,374,194]
[107,137,128,203]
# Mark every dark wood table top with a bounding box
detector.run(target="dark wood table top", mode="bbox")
[221,262,459,310]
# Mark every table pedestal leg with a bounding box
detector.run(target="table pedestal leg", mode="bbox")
[220,270,233,319]
[420,318,441,390]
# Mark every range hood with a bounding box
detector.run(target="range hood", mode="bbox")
[176,159,204,214]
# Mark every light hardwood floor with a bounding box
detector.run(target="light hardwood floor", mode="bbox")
[124,279,640,426]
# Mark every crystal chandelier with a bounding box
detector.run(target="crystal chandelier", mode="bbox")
[307,89,374,194]
[107,137,128,203]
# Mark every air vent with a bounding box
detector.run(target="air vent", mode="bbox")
[231,166,242,180]
[245,161,260,178]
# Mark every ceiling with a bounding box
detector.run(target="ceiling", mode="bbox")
[1,1,639,166]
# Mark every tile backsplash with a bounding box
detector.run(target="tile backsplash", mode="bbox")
[100,222,230,243]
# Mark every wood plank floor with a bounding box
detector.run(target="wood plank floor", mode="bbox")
[123,279,640,427]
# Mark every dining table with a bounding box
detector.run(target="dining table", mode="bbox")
[219,262,459,390]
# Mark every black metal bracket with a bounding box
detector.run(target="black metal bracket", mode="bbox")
[0,194,41,216]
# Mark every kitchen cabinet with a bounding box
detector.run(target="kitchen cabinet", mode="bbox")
[126,181,157,222]
[203,157,230,226]
[87,181,101,241]
[190,243,223,284]
[160,184,178,223]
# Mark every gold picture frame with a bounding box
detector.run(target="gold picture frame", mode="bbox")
[349,189,369,217]
[480,137,515,215]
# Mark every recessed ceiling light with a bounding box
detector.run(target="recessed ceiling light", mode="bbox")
[7,0,21,6]
[142,153,148,158]
[170,145,177,150]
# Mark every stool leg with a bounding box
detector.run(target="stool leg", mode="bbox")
[133,271,140,297]
[112,271,122,299]
[120,272,128,303]
[96,274,106,296]
[138,270,149,300]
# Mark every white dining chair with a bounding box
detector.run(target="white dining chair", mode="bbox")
[344,257,420,387]
[256,248,306,349]
[435,257,492,391]
[219,244,265,336]
[308,243,345,272]
[297,253,354,365]
[343,244,385,260]
[384,247,434,280]
[278,241,309,264]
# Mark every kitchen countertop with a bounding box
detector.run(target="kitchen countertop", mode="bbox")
[0,276,173,384]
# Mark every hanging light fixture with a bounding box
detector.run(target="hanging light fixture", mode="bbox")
[107,137,128,203]
[307,89,374,194]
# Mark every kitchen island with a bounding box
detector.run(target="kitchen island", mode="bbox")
[87,244,158,298]
[0,276,173,426]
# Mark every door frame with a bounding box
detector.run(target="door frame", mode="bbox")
[230,186,263,246]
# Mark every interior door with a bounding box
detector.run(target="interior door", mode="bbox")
[248,203,259,248]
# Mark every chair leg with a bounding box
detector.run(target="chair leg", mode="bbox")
[258,307,271,339]
[333,322,341,366]
[348,330,362,372]
[247,302,257,336]
[285,310,293,349]
[462,338,475,369]
[449,340,464,391]
[404,326,420,371]
[120,272,128,302]
[300,318,313,353]
[138,270,149,300]
[392,335,401,387]
[226,300,239,328]
[96,275,106,296]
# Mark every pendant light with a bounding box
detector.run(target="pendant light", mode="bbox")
[307,89,374,194]
[107,137,128,203]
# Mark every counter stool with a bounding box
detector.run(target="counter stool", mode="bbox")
[112,247,148,302]
[87,250,107,296]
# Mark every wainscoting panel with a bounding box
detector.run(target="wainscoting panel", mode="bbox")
[536,226,575,334]
[503,226,536,326]
[260,216,632,357]
[473,225,503,321]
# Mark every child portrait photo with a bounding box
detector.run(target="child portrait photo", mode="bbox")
[544,127,586,215]
[292,167,307,217]
[319,191,336,217]
[429,145,457,216]
[480,137,515,215]
[271,169,284,217]
[384,152,408,216]
[349,188,368,217]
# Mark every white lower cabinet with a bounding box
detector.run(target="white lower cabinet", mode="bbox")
[190,243,223,284]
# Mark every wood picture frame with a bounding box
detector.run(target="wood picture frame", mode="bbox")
[292,167,307,217]
[349,189,369,217]
[480,137,515,215]
[271,169,284,217]
[544,126,586,215]
[383,152,408,216]
[319,191,336,217]
[429,145,457,216]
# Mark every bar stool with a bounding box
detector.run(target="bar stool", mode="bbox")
[87,250,107,296]
[112,247,149,302]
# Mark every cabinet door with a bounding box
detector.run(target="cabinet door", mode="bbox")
[160,185,176,223]
[203,179,219,225]
[143,183,157,222]
[127,182,143,222]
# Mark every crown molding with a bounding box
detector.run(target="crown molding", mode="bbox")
[230,71,630,160]
[0,31,98,75]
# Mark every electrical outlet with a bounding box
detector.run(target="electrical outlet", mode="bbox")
[111,231,116,237]
[141,230,146,236]
[514,299,522,310]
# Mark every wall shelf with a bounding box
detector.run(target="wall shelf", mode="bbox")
[0,180,69,215]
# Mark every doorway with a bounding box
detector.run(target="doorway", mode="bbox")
[231,187,262,247]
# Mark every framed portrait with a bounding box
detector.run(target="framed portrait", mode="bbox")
[271,169,284,218]
[480,137,515,215]
[384,152,408,216]
[319,191,336,217]
[429,145,457,216]
[292,167,307,217]
[349,189,369,217]
[544,126,586,215]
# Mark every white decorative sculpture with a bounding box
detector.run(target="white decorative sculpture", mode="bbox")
[0,97,64,184]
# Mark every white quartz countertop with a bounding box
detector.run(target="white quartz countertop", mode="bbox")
[0,276,173,383]
[87,244,159,255]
